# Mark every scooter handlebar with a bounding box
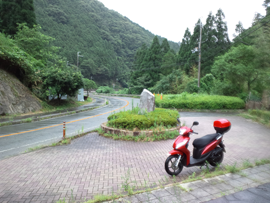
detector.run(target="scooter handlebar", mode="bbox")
[192,132,198,134]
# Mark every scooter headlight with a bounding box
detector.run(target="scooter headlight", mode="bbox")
[179,129,186,135]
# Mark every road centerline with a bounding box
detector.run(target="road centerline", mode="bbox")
[0,97,129,138]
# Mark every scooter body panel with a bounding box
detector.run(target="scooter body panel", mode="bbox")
[187,153,212,167]
[202,138,222,155]
[172,134,191,166]
[169,149,184,156]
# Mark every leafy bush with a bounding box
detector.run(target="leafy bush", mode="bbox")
[155,93,245,109]
[96,86,114,93]
[115,88,129,94]
[107,108,179,130]
[0,32,42,85]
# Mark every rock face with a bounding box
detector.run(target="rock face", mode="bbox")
[139,89,155,114]
[0,69,42,115]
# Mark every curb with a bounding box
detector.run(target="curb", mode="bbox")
[0,98,108,127]
[101,122,179,136]
[108,164,270,203]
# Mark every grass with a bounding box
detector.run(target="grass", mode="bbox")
[239,109,270,128]
[25,145,46,153]
[255,159,270,166]
[41,97,93,112]
[21,118,32,123]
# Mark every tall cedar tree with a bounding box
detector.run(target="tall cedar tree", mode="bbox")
[0,0,36,36]
[129,43,148,88]
[177,28,191,72]
[160,38,170,56]
[201,12,217,74]
[214,9,231,55]
[177,9,231,77]
[141,36,162,85]
[187,19,201,74]
[129,37,174,93]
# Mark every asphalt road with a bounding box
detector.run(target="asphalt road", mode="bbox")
[0,96,140,160]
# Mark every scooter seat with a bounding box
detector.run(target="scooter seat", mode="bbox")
[193,133,219,149]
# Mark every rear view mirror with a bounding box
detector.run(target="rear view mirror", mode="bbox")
[177,118,181,124]
[193,121,199,126]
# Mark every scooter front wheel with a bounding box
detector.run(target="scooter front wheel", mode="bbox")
[165,155,183,176]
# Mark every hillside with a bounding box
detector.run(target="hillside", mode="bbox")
[0,69,41,115]
[33,0,180,86]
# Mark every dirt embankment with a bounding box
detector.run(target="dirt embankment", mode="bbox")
[0,69,41,115]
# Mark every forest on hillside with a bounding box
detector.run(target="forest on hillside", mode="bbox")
[128,3,270,101]
[33,0,179,87]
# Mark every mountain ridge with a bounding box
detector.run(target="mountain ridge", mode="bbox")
[34,0,180,86]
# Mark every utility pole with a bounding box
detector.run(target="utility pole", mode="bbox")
[77,52,83,68]
[198,21,202,88]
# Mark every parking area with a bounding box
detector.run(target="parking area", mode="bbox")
[0,113,269,202]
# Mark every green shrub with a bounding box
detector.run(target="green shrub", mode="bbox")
[115,88,129,94]
[155,93,245,109]
[96,86,114,93]
[107,108,179,130]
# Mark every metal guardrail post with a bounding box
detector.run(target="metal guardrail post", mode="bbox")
[63,122,66,139]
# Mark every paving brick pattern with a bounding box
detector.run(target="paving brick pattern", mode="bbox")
[116,164,270,203]
[0,115,269,202]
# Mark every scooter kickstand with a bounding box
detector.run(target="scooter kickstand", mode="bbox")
[200,162,210,170]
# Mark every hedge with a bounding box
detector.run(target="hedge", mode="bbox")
[107,108,179,130]
[155,93,245,109]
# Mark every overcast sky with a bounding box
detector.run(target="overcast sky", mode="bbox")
[98,0,266,43]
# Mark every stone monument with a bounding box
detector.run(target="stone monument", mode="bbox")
[139,89,155,114]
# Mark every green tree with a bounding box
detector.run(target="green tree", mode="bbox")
[160,38,170,56]
[201,12,218,74]
[143,36,163,85]
[83,78,97,96]
[187,19,201,74]
[0,0,36,36]
[178,28,192,72]
[212,45,257,92]
[161,50,176,75]
[214,9,231,54]
[150,69,182,94]
[42,66,84,100]
[14,24,58,64]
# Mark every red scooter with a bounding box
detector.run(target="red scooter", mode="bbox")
[165,118,231,176]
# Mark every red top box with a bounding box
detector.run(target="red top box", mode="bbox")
[214,119,231,134]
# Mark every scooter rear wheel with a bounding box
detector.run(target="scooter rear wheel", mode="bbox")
[208,147,224,166]
[165,155,183,176]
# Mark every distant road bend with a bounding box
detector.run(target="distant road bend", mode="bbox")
[0,96,139,160]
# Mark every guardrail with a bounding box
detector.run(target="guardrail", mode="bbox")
[93,93,140,98]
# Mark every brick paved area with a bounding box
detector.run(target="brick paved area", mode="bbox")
[0,114,269,202]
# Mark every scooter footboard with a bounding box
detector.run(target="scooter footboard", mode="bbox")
[169,150,184,156]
